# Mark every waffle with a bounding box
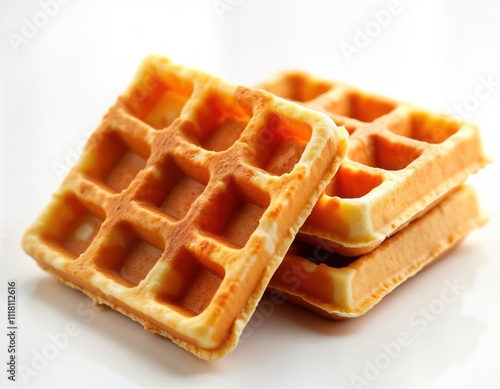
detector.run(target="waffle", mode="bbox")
[258,72,489,255]
[22,56,348,360]
[269,185,487,318]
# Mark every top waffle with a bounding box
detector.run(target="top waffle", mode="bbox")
[258,72,489,255]
[22,56,348,359]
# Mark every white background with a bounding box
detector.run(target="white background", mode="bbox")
[1,1,499,388]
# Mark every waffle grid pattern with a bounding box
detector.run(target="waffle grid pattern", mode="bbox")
[23,57,347,359]
[258,72,488,255]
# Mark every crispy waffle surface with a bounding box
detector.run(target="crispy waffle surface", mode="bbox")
[22,56,348,360]
[269,185,488,318]
[258,72,489,255]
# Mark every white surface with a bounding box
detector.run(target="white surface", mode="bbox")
[1,1,499,388]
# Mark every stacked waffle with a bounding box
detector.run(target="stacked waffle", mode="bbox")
[258,72,489,318]
[22,56,489,360]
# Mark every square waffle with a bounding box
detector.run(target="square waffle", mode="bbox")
[269,185,487,318]
[22,56,348,359]
[257,72,489,255]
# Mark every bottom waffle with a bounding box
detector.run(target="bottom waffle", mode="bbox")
[269,185,487,318]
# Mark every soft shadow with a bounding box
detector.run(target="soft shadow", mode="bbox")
[268,239,488,389]
[31,277,223,379]
[29,237,487,388]
[267,296,373,336]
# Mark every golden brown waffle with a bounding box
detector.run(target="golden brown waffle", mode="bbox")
[269,185,487,318]
[258,72,489,255]
[22,56,348,360]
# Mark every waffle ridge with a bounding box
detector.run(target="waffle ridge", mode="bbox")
[258,72,489,255]
[22,56,348,359]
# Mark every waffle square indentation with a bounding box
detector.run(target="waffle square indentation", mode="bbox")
[250,114,312,176]
[94,223,163,287]
[134,156,209,221]
[81,130,149,193]
[156,249,224,316]
[39,193,104,259]
[325,91,396,122]
[324,165,384,199]
[197,178,269,248]
[349,134,423,171]
[62,213,103,257]
[201,117,247,152]
[264,73,333,103]
[390,111,460,144]
[178,93,249,152]
[125,67,194,130]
